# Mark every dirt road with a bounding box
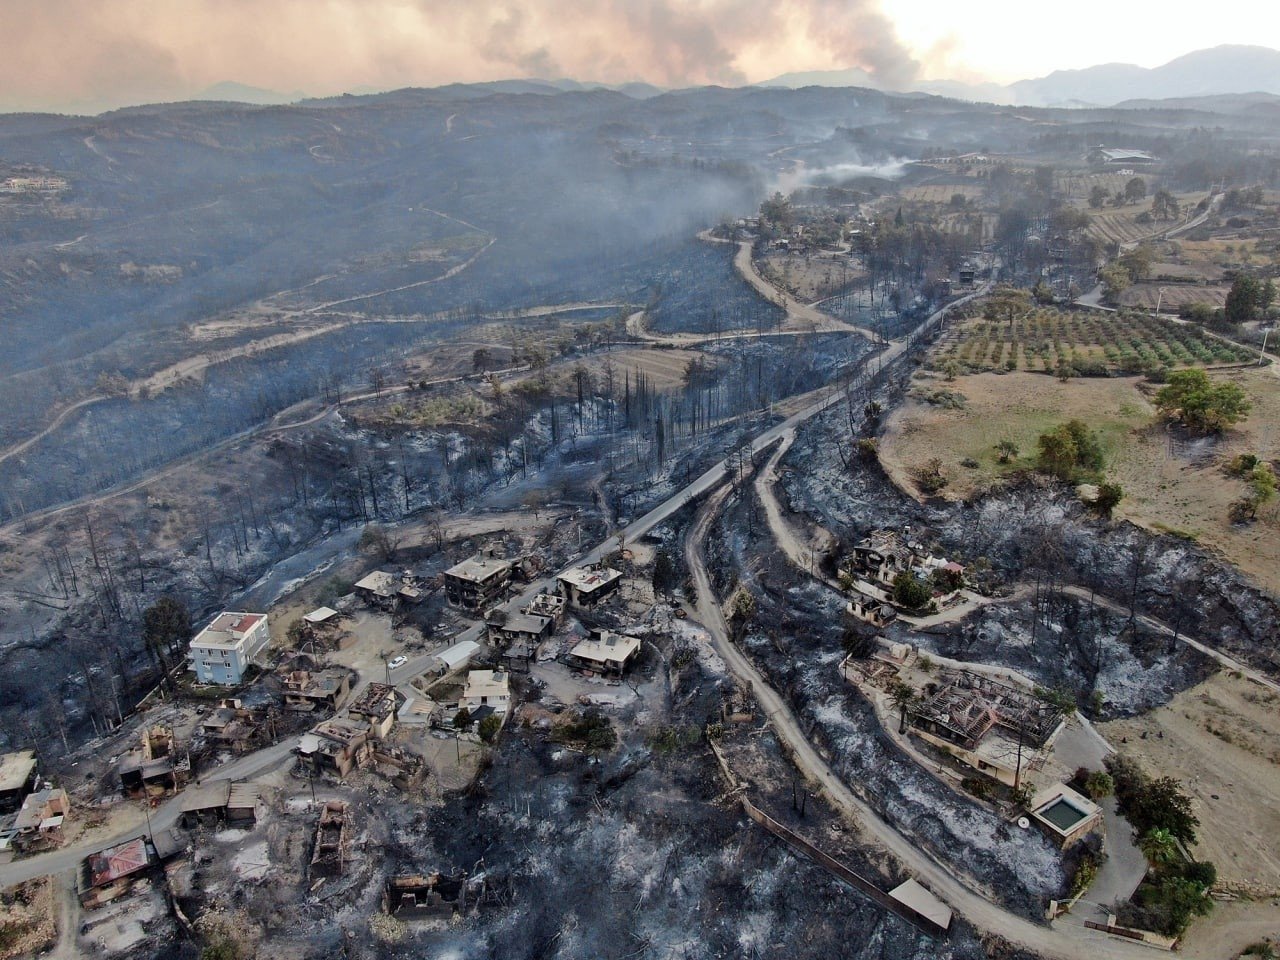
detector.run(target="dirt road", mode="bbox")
[682,482,1163,960]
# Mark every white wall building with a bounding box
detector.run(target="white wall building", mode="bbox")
[189,612,270,685]
[461,670,510,715]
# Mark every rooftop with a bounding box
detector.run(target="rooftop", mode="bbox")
[227,782,260,810]
[435,640,481,669]
[192,612,266,650]
[445,555,514,584]
[14,787,68,831]
[570,631,641,666]
[355,571,398,597]
[463,669,510,701]
[888,878,953,931]
[87,836,151,887]
[304,606,339,624]
[0,749,36,792]
[179,781,231,813]
[557,565,623,591]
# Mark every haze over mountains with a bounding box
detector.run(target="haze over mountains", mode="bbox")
[766,44,1280,107]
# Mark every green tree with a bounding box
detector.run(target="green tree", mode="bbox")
[1225,275,1264,324]
[1140,827,1180,868]
[888,678,917,733]
[995,439,1019,464]
[1124,177,1147,204]
[891,572,933,611]
[1100,263,1131,303]
[1129,776,1200,843]
[1037,427,1080,480]
[1084,771,1114,800]
[1089,184,1109,209]
[143,597,191,684]
[472,347,492,372]
[1155,368,1251,433]
[760,192,793,231]
[478,714,502,743]
[1151,189,1181,220]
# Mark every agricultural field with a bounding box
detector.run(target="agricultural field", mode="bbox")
[1119,283,1229,312]
[879,365,1280,594]
[931,308,1257,375]
[575,347,721,391]
[899,182,986,205]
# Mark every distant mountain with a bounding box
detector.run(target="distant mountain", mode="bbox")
[192,81,303,105]
[1010,45,1280,106]
[762,66,879,90]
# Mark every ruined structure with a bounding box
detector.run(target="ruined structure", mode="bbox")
[907,672,1064,787]
[280,667,351,712]
[199,699,270,754]
[297,718,371,778]
[355,570,422,610]
[348,682,399,738]
[309,800,350,878]
[0,749,37,813]
[80,837,154,908]
[444,552,514,611]
[118,726,190,798]
[12,786,69,851]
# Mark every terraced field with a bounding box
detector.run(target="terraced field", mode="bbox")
[900,183,986,204]
[932,308,1257,374]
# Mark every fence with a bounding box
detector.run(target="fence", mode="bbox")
[741,797,951,938]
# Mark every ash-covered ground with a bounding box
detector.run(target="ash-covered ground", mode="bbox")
[704,488,1069,918]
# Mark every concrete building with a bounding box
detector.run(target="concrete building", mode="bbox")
[297,718,370,778]
[189,612,270,685]
[0,749,37,813]
[117,726,190,799]
[567,631,642,677]
[1029,783,1102,847]
[557,564,623,608]
[462,670,511,715]
[444,554,514,611]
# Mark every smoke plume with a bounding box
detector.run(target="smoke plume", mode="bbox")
[0,0,921,112]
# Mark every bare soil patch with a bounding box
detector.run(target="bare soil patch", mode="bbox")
[880,367,1280,593]
[1099,671,1280,891]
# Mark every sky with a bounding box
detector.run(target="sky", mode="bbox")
[0,0,1278,113]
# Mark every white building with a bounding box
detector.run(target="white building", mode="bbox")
[189,612,270,685]
[432,639,481,676]
[461,670,510,715]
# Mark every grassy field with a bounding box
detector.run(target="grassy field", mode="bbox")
[880,366,1280,593]
[1119,283,1229,311]
[1084,192,1206,246]
[931,308,1256,375]
[759,251,862,302]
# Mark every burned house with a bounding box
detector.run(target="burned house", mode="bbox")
[297,718,370,778]
[488,592,563,670]
[281,668,351,713]
[310,800,350,878]
[355,571,422,610]
[80,836,155,908]
[566,630,642,678]
[444,553,514,611]
[0,749,37,814]
[227,783,260,824]
[348,682,399,739]
[845,530,919,588]
[199,699,268,754]
[12,786,69,851]
[385,873,473,921]
[557,564,623,608]
[179,781,231,829]
[118,726,190,799]
[907,672,1065,787]
[847,595,898,627]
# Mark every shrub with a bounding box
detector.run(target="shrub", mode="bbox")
[960,776,993,800]
[910,458,949,494]
[478,715,502,743]
[1082,771,1114,799]
[554,709,617,752]
[892,572,934,611]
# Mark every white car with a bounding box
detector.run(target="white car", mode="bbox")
[387,655,408,670]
